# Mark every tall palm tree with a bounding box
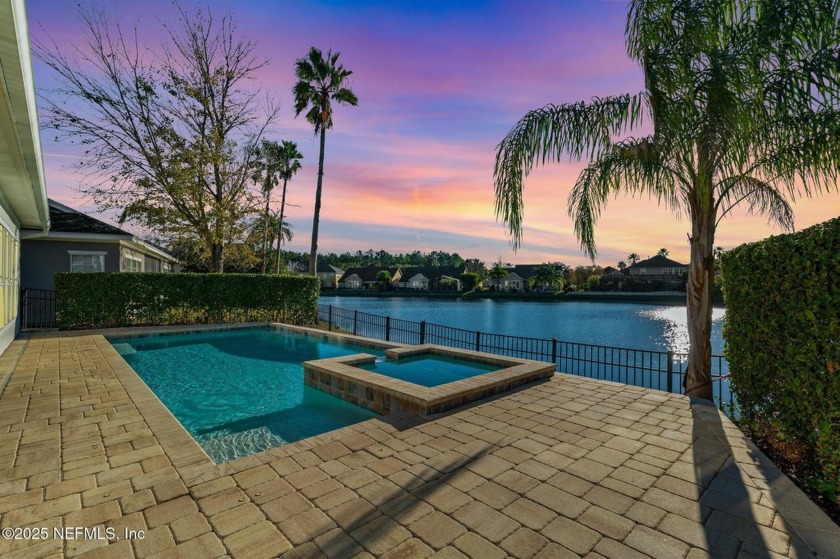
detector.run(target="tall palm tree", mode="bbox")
[627,253,640,265]
[657,248,669,257]
[494,0,840,399]
[293,47,358,275]
[252,140,283,273]
[275,141,303,274]
[617,260,627,271]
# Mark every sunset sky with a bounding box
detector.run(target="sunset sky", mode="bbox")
[26,0,840,267]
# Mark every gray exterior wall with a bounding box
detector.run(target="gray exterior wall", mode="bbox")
[21,240,121,290]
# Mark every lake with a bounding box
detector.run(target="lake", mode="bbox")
[319,295,726,355]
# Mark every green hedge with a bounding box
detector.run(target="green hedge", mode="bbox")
[55,273,320,330]
[722,217,840,496]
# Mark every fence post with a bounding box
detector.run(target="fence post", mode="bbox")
[475,331,481,351]
[328,305,333,332]
[20,288,27,330]
[353,310,358,336]
[385,316,391,342]
[552,338,558,364]
[419,320,426,344]
[667,351,674,393]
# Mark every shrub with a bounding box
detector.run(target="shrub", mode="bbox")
[55,273,320,330]
[459,272,482,291]
[722,217,840,498]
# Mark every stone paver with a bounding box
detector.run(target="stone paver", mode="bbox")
[0,331,837,559]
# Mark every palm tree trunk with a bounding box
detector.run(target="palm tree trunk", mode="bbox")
[261,195,270,274]
[275,177,289,274]
[685,206,715,400]
[309,127,327,275]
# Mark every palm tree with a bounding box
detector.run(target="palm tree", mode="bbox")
[627,253,640,265]
[275,141,303,273]
[656,248,669,258]
[530,263,565,291]
[252,140,283,273]
[488,259,508,288]
[617,260,627,271]
[293,47,359,275]
[493,0,840,399]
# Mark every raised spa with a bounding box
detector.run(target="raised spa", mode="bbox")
[304,344,555,416]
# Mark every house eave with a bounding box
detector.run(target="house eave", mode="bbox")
[0,0,50,233]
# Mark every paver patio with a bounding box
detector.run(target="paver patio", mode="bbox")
[0,331,838,558]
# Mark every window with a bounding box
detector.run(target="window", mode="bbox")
[122,252,143,273]
[0,228,18,327]
[639,268,647,275]
[161,262,173,273]
[69,251,106,273]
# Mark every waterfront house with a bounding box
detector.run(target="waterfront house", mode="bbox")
[338,266,402,289]
[316,262,344,288]
[627,255,688,280]
[20,200,179,292]
[485,264,545,292]
[397,266,465,291]
[0,0,51,351]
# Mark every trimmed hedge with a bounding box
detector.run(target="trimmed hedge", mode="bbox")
[722,217,840,495]
[55,273,320,330]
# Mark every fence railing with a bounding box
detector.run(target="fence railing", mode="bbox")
[20,288,56,329]
[318,303,733,409]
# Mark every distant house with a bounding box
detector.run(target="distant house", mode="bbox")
[397,266,465,291]
[627,255,688,280]
[485,264,543,292]
[316,262,344,289]
[21,200,179,291]
[338,266,401,289]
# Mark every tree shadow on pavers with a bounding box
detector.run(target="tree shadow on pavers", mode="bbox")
[693,400,840,559]
[691,398,777,558]
[278,435,499,558]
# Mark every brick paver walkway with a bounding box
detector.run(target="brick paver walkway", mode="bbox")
[0,333,837,558]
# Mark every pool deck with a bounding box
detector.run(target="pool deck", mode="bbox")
[1,330,838,559]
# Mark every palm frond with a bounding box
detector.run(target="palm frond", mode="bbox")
[568,137,676,258]
[715,175,794,230]
[493,95,645,248]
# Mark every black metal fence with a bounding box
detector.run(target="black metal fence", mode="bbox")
[20,288,56,329]
[319,303,733,409]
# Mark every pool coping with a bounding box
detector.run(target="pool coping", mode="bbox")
[47,322,410,482]
[303,343,557,416]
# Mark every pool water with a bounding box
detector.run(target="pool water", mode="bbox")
[109,328,383,462]
[359,355,500,387]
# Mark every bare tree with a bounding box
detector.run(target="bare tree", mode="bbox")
[35,3,279,272]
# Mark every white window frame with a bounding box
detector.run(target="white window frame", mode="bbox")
[123,252,144,273]
[68,251,106,273]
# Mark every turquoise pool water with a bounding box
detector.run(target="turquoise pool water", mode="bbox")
[359,355,499,387]
[109,328,383,462]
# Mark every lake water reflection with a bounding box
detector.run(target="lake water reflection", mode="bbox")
[319,296,726,355]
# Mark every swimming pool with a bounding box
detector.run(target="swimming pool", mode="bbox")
[109,327,386,462]
[357,355,500,387]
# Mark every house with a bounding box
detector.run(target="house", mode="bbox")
[485,265,543,292]
[1,0,51,351]
[338,267,401,289]
[20,200,179,291]
[397,266,465,291]
[316,262,344,289]
[627,255,688,280]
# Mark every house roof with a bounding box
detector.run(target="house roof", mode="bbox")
[316,262,344,274]
[338,266,399,283]
[511,264,543,278]
[47,199,131,236]
[399,266,465,282]
[43,199,178,264]
[629,255,687,269]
